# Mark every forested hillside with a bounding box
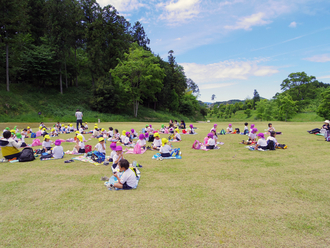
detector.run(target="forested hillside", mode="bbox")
[208,72,330,121]
[1,0,207,119]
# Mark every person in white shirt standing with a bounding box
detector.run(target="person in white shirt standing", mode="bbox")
[75,109,83,131]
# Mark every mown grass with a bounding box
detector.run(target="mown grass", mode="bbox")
[1,121,330,247]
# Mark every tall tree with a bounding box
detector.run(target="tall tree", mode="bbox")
[131,21,150,51]
[110,43,165,117]
[252,89,260,109]
[0,0,27,91]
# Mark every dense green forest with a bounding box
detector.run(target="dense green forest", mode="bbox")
[208,72,330,121]
[1,0,207,119]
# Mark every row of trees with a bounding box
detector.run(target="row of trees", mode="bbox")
[1,0,205,118]
[208,72,330,121]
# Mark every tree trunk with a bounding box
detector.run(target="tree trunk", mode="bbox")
[65,60,68,88]
[135,101,139,118]
[6,43,9,92]
[75,48,78,87]
[91,73,95,86]
[60,68,63,94]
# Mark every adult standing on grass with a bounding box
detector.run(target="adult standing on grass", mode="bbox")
[75,109,83,131]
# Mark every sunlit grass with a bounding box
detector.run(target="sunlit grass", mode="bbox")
[1,121,330,247]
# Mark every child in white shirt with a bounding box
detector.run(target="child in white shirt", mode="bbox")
[152,133,161,149]
[112,146,123,169]
[108,143,117,162]
[255,133,268,150]
[137,134,146,149]
[42,135,53,151]
[226,124,233,134]
[188,124,195,134]
[206,133,215,149]
[108,159,136,190]
[94,137,106,154]
[160,138,171,157]
[123,132,131,145]
[52,139,64,159]
[175,129,181,141]
[108,127,114,138]
[74,134,85,153]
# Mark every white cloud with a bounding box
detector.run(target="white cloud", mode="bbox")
[225,12,272,31]
[175,37,181,40]
[303,54,330,62]
[318,75,330,79]
[158,0,201,24]
[289,21,297,28]
[199,83,237,90]
[97,0,144,11]
[180,59,279,84]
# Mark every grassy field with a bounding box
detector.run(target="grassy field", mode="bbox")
[1,121,330,247]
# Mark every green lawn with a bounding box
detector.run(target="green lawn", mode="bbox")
[1,122,330,247]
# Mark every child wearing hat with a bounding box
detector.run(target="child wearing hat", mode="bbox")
[210,124,217,132]
[189,124,195,134]
[94,137,106,155]
[255,133,268,150]
[108,159,137,190]
[160,124,165,133]
[175,128,181,141]
[137,134,147,149]
[131,129,137,138]
[123,132,131,146]
[50,128,58,137]
[250,124,255,134]
[160,138,171,157]
[206,133,215,149]
[92,126,99,138]
[52,140,64,159]
[112,146,123,169]
[226,124,233,134]
[74,134,85,153]
[152,133,161,149]
[15,133,27,147]
[108,143,117,162]
[120,130,127,143]
[42,135,53,152]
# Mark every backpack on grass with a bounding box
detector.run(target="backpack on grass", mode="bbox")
[19,147,35,162]
[219,129,226,135]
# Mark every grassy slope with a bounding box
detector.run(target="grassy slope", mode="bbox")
[0,84,198,123]
[1,121,330,247]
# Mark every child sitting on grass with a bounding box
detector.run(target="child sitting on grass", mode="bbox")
[108,143,117,162]
[123,132,131,146]
[120,130,126,143]
[112,129,120,141]
[160,138,171,157]
[255,133,268,150]
[15,133,27,147]
[240,128,258,145]
[206,133,215,149]
[226,124,233,134]
[94,137,106,155]
[160,124,165,133]
[112,146,123,169]
[267,123,282,135]
[42,135,53,152]
[175,128,181,141]
[52,139,64,159]
[189,124,195,134]
[137,134,146,149]
[74,134,85,153]
[152,133,161,149]
[92,126,99,138]
[108,127,113,138]
[108,159,137,190]
[0,130,22,160]
[243,122,249,135]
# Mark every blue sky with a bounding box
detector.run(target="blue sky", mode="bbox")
[97,0,330,102]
